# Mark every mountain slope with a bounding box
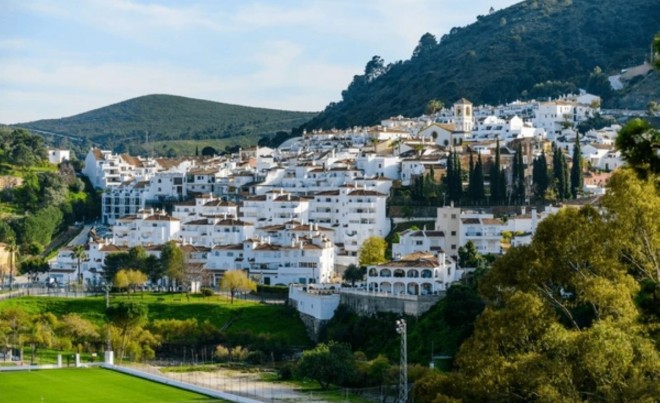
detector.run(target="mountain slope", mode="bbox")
[17,94,318,152]
[304,0,659,130]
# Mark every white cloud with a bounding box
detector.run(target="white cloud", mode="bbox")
[1,0,521,123]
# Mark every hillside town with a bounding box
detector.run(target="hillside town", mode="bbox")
[43,93,626,325]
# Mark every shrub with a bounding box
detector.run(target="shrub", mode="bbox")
[246,350,266,365]
[215,345,230,362]
[278,362,295,380]
[200,287,214,297]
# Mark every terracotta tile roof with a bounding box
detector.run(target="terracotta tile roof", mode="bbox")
[213,244,243,250]
[482,218,504,225]
[348,190,387,197]
[145,215,179,222]
[121,154,143,167]
[92,148,105,161]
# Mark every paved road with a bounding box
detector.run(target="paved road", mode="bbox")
[69,224,94,246]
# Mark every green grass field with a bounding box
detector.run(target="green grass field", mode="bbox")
[0,367,224,402]
[0,294,310,346]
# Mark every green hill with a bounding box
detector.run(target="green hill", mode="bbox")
[303,0,659,130]
[16,94,318,155]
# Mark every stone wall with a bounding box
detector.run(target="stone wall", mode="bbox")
[339,291,443,317]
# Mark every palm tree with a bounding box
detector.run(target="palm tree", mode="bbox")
[6,242,17,291]
[72,245,86,286]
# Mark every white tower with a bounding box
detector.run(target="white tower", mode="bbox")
[453,98,474,133]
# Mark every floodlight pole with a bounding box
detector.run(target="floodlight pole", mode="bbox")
[396,319,408,403]
[103,281,114,365]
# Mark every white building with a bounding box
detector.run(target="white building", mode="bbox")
[47,149,71,164]
[178,217,254,247]
[206,234,335,286]
[112,209,181,247]
[366,251,458,295]
[392,229,447,259]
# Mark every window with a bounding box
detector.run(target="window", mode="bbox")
[416,240,423,245]
[451,231,456,236]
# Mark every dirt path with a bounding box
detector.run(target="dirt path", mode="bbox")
[128,364,329,402]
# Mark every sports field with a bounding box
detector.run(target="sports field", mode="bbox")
[0,367,225,402]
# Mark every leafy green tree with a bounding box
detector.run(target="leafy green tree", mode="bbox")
[457,241,483,269]
[358,237,388,266]
[295,341,356,390]
[0,221,16,245]
[26,312,58,364]
[160,241,185,288]
[425,98,444,115]
[342,264,366,287]
[220,270,256,304]
[106,301,148,363]
[433,177,660,401]
[413,33,438,59]
[0,306,31,357]
[17,206,63,247]
[615,118,659,179]
[58,314,99,354]
[570,135,583,198]
[18,256,50,281]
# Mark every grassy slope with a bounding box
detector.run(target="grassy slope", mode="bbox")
[0,294,310,346]
[0,368,223,403]
[16,94,318,151]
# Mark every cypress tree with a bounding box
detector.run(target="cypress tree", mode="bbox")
[513,143,525,203]
[500,167,508,204]
[561,152,570,200]
[468,151,475,200]
[512,145,520,202]
[490,138,502,202]
[570,135,583,199]
[532,151,549,200]
[474,152,485,200]
[552,143,566,200]
[445,150,454,204]
[454,151,463,203]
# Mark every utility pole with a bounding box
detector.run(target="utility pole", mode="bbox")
[104,281,114,365]
[396,319,408,403]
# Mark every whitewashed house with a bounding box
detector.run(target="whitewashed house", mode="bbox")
[366,251,458,295]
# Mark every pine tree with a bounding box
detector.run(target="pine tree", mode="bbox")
[570,135,583,199]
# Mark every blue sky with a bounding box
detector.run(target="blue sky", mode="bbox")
[0,0,519,124]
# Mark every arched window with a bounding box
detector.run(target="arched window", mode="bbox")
[407,269,419,278]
